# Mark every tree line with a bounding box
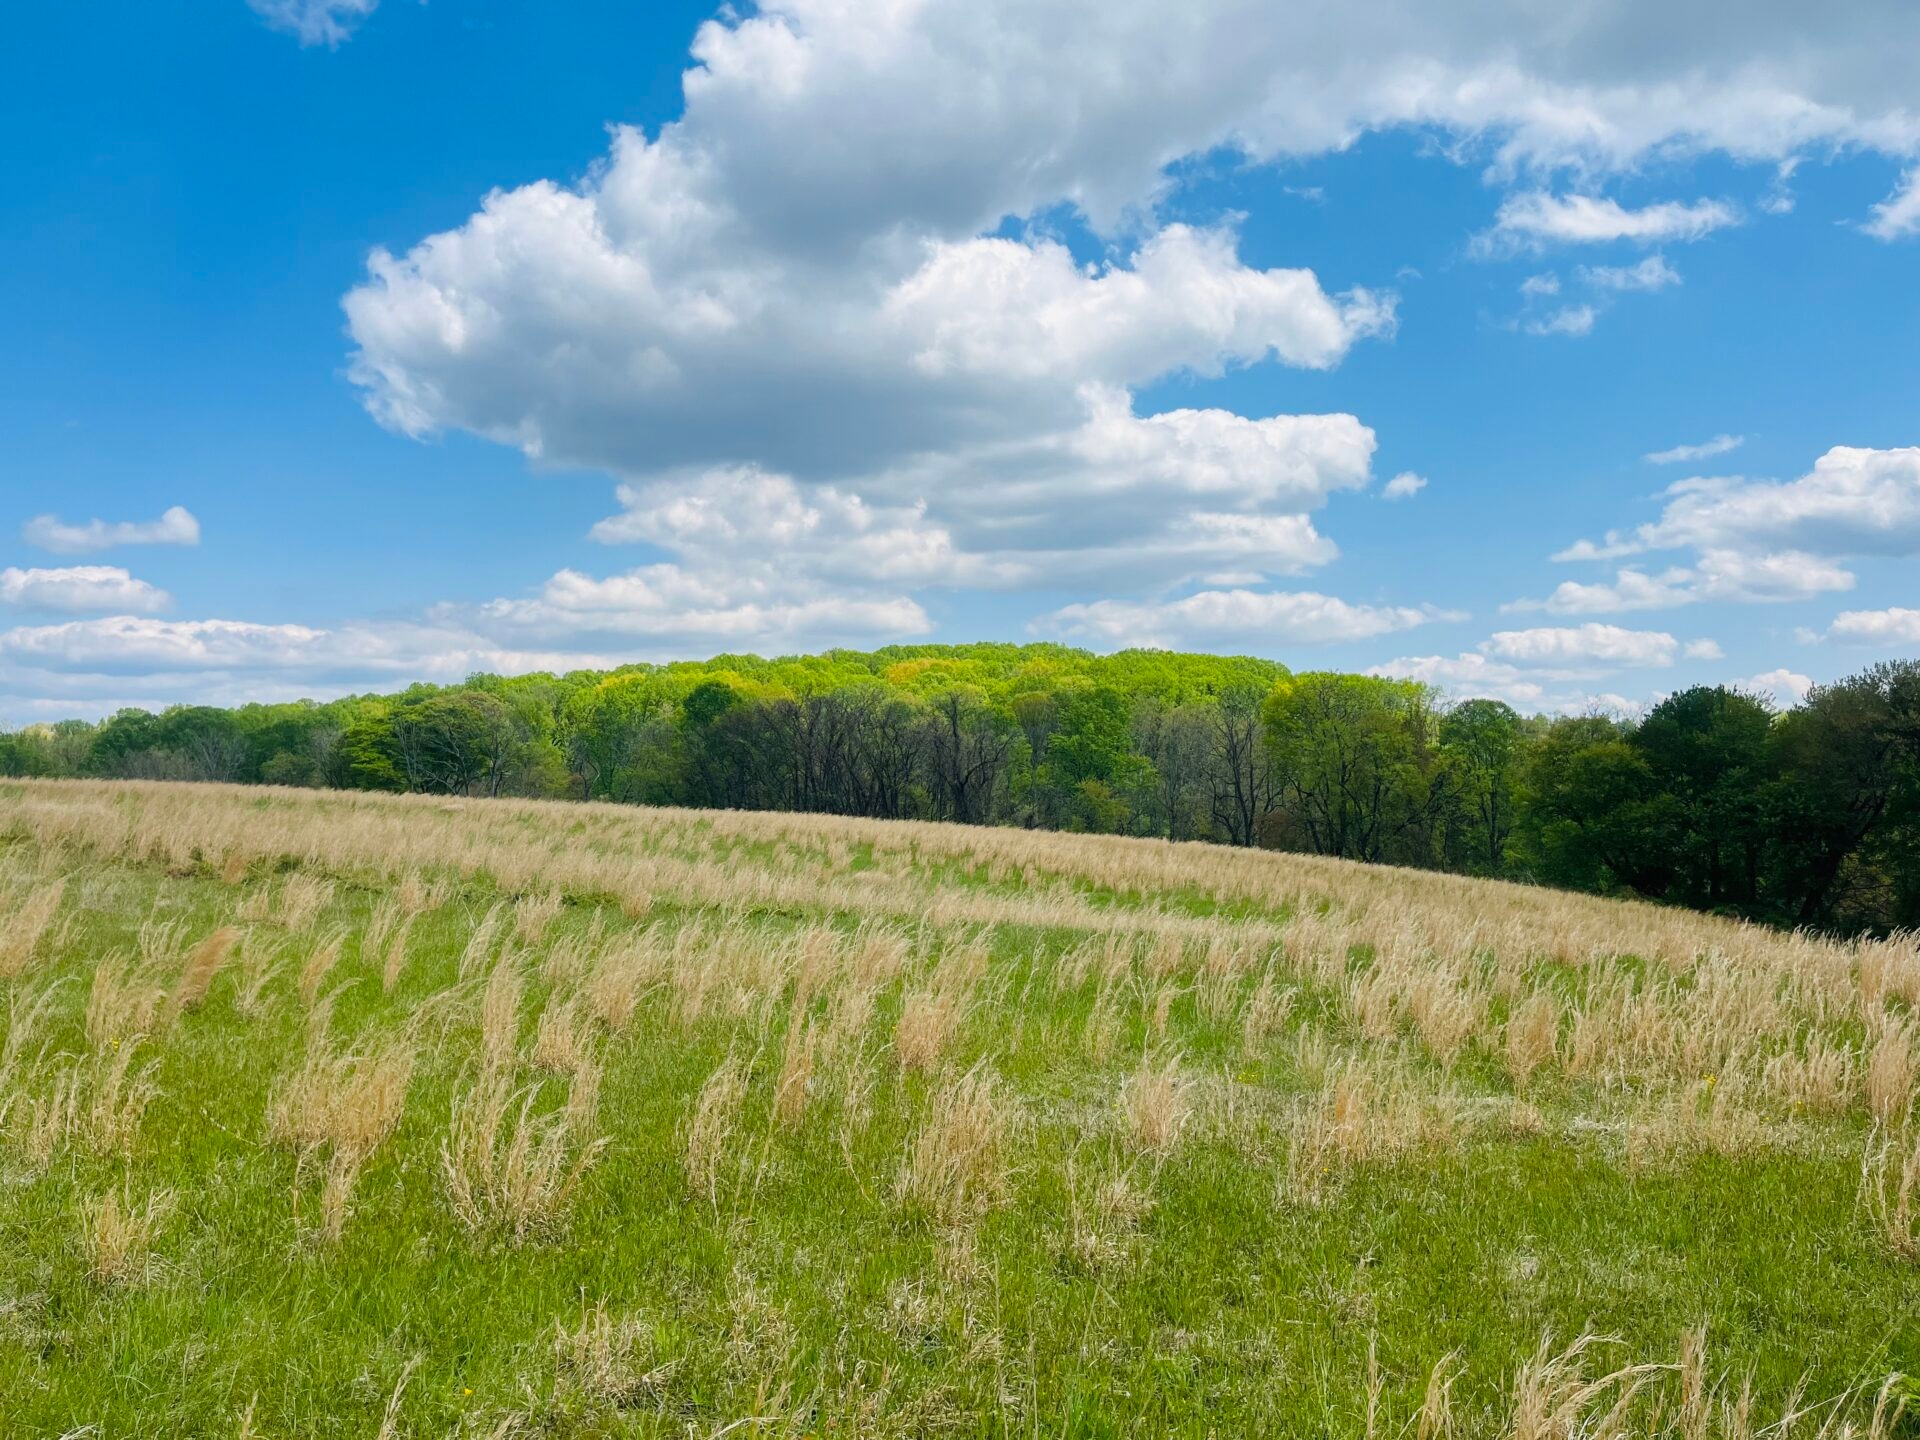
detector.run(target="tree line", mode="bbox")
[3,642,1916,935]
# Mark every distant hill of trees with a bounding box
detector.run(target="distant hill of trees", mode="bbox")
[3,642,1917,935]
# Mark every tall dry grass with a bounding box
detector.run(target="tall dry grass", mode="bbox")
[442,1064,607,1241]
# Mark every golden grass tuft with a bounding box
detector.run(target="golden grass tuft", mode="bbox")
[1627,1073,1777,1167]
[898,1066,1015,1223]
[514,887,564,946]
[1407,971,1484,1068]
[86,951,166,1050]
[170,925,241,1013]
[773,1013,816,1130]
[268,1040,415,1160]
[442,1066,606,1241]
[296,928,346,1008]
[1762,1033,1856,1116]
[1286,1058,1459,1203]
[380,913,415,995]
[1861,1128,1920,1262]
[268,1036,415,1241]
[554,1302,678,1408]
[684,1055,748,1204]
[895,987,965,1072]
[480,949,525,1070]
[1118,1052,1192,1153]
[531,994,594,1077]
[275,873,335,933]
[459,902,508,980]
[1864,1017,1917,1125]
[80,1186,175,1286]
[0,877,66,978]
[1505,992,1560,1092]
[22,1042,159,1164]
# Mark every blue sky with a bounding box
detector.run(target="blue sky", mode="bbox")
[4,0,1918,723]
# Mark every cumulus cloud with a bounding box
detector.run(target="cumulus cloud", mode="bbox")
[1367,649,1666,716]
[0,612,663,724]
[1482,624,1683,668]
[1829,607,1920,645]
[1507,550,1855,614]
[1034,589,1448,649]
[331,2,1920,676]
[1486,194,1738,250]
[23,506,200,556]
[1637,447,1920,556]
[247,0,377,47]
[1374,618,1733,713]
[887,227,1393,383]
[472,571,931,649]
[1735,669,1814,705]
[1646,434,1743,465]
[0,567,170,614]
[1382,472,1427,501]
[342,0,1920,504]
[1368,652,1546,707]
[1535,446,1920,613]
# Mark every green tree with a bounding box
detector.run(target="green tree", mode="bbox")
[1439,698,1525,873]
[1262,674,1452,863]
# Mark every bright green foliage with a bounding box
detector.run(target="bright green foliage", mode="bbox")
[5,645,1920,934]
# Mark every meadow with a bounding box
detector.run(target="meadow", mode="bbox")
[0,778,1915,1437]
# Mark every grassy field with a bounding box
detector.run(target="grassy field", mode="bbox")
[0,778,1915,1437]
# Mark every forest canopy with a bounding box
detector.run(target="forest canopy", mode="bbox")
[4,642,1916,936]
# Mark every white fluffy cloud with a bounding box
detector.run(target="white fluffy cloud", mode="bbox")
[1374,620,1731,713]
[247,0,377,47]
[1534,446,1920,614]
[1829,607,1920,646]
[1636,447,1920,556]
[1035,589,1447,650]
[23,506,200,556]
[1482,624,1684,668]
[1368,652,1546,707]
[1735,669,1814,705]
[1508,550,1856,614]
[1382,472,1427,501]
[332,2,1920,668]
[1367,649,1664,716]
[1488,194,1737,249]
[886,227,1392,383]
[0,567,170,614]
[0,613,640,719]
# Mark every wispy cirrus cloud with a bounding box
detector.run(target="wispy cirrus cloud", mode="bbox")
[1484,194,1739,252]
[1864,167,1920,240]
[247,0,378,47]
[1645,434,1743,465]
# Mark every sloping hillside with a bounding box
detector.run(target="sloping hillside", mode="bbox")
[0,779,1914,1436]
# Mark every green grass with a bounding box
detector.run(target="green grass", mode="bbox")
[0,797,1916,1437]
